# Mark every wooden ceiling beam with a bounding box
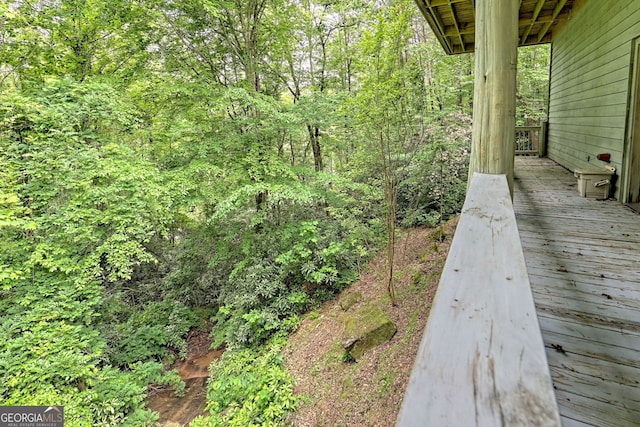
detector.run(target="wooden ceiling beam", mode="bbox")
[428,0,468,6]
[416,0,574,54]
[419,0,455,53]
[520,0,546,43]
[537,0,568,43]
[522,34,552,46]
[448,1,466,52]
[445,24,475,37]
[442,10,571,40]
[520,8,568,24]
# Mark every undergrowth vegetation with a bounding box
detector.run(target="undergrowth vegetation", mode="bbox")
[191,336,297,426]
[0,0,548,424]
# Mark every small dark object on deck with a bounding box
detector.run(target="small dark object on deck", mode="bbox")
[551,344,567,355]
[602,293,613,300]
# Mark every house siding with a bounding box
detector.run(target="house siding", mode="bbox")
[547,0,640,199]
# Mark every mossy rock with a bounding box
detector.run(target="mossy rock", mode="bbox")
[340,304,397,361]
[339,291,362,311]
[427,225,447,242]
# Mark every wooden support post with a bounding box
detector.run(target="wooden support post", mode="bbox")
[469,0,519,195]
[539,120,548,157]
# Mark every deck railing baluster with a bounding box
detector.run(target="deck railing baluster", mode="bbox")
[515,125,543,156]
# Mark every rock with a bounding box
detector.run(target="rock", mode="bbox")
[339,291,362,311]
[340,304,397,361]
[427,224,449,243]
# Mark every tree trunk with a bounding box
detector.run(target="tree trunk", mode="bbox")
[307,125,323,172]
[469,0,518,195]
[380,131,397,307]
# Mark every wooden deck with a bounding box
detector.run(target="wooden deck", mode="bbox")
[514,157,640,427]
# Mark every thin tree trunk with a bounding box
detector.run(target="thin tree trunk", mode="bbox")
[307,125,323,172]
[380,131,397,307]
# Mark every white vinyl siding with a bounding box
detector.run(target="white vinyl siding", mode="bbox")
[547,0,640,199]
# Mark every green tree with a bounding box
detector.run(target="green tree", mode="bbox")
[0,78,176,425]
[517,45,551,125]
[348,1,422,306]
[0,1,552,424]
[1,0,156,86]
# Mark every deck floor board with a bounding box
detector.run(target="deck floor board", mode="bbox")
[514,157,640,427]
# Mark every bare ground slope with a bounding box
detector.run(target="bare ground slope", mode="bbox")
[147,330,223,426]
[285,221,456,426]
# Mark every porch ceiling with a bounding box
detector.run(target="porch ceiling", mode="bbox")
[415,0,577,54]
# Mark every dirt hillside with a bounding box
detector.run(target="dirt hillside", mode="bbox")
[285,220,456,426]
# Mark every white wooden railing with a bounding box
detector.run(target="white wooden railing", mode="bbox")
[396,173,560,426]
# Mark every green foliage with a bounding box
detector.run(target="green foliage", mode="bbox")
[397,113,472,228]
[341,350,356,364]
[0,0,550,423]
[88,365,157,426]
[0,78,185,425]
[2,0,157,84]
[517,45,551,125]
[128,361,186,397]
[102,300,198,366]
[190,337,298,427]
[0,78,173,287]
[207,216,364,348]
[275,219,360,292]
[0,283,170,425]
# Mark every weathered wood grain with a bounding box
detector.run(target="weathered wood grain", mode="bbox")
[469,0,518,193]
[554,389,640,427]
[514,157,640,426]
[561,417,595,427]
[396,173,560,427]
[545,347,640,389]
[533,285,640,314]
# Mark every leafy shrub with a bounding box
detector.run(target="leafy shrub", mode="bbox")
[190,337,298,427]
[0,280,168,426]
[102,299,199,366]
[276,220,360,294]
[209,261,302,348]
[397,113,471,228]
[207,216,366,348]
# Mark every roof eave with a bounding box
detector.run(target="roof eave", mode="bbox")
[415,0,576,55]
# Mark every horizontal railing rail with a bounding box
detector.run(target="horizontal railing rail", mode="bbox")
[516,122,547,156]
[516,126,540,155]
[396,173,560,426]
